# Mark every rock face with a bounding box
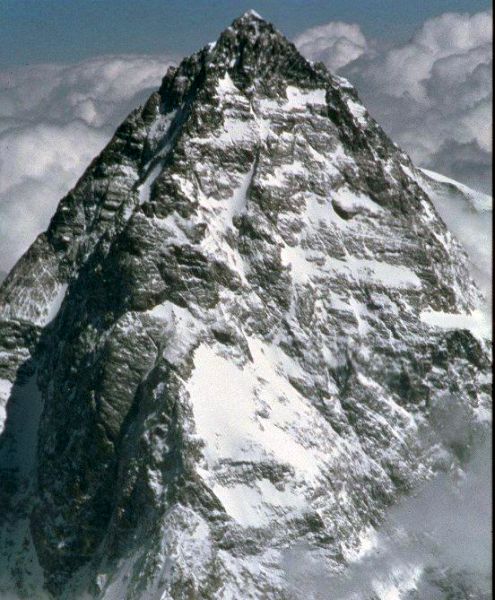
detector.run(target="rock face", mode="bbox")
[0,11,491,600]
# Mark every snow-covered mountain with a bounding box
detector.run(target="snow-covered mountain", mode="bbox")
[0,11,491,599]
[413,168,492,311]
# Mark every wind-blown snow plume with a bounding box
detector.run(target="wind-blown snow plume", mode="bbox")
[413,168,492,313]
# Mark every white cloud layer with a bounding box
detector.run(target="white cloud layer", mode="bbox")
[0,54,176,274]
[293,21,368,72]
[295,9,493,193]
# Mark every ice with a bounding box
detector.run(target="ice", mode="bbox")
[44,283,68,324]
[138,162,163,205]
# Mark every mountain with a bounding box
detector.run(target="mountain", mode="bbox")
[412,168,492,309]
[0,11,491,599]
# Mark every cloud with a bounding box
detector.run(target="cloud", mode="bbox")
[293,21,368,72]
[0,53,176,274]
[283,435,492,599]
[0,54,177,127]
[429,139,492,193]
[0,122,108,272]
[295,9,493,194]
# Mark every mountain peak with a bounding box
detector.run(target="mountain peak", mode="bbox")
[158,8,324,111]
[226,8,273,41]
[237,9,264,21]
[222,8,285,50]
[0,10,489,600]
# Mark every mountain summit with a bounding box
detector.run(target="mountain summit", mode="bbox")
[0,12,490,599]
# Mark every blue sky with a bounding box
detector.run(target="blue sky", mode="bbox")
[0,0,491,66]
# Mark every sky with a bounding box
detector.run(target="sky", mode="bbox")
[0,1,492,274]
[0,0,491,66]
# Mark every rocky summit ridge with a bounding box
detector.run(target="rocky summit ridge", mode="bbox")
[0,11,491,600]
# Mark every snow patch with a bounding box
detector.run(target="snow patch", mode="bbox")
[0,378,13,434]
[214,118,254,145]
[334,257,422,289]
[333,75,354,90]
[346,98,368,125]
[263,160,306,187]
[305,193,344,227]
[281,244,312,284]
[342,526,380,562]
[243,9,263,19]
[285,86,327,109]
[420,309,491,341]
[229,164,255,218]
[144,301,203,364]
[188,343,345,483]
[332,186,383,215]
[146,111,177,148]
[216,72,238,97]
[213,479,305,527]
